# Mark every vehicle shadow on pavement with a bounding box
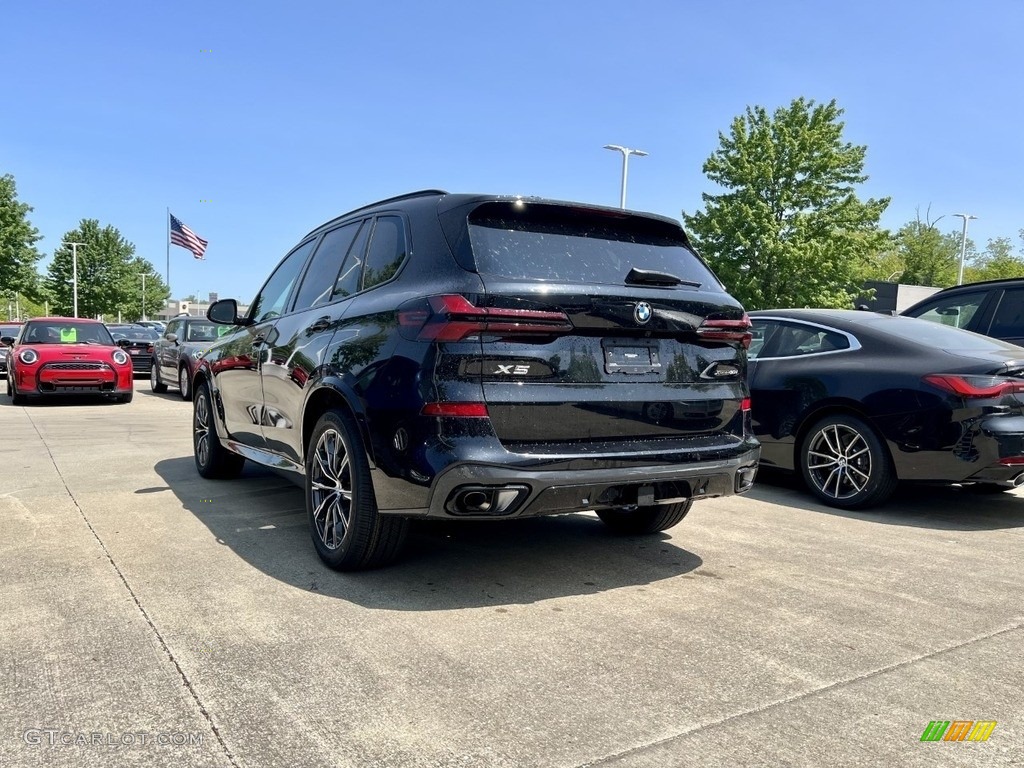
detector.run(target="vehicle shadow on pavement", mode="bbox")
[154,457,704,610]
[1,393,126,407]
[752,469,1024,531]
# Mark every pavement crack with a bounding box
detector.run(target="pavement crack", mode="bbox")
[28,413,242,768]
[577,618,1024,767]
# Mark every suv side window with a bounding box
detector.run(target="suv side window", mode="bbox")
[165,320,181,339]
[249,240,317,323]
[333,221,370,299]
[905,290,987,331]
[293,221,363,311]
[985,288,1024,340]
[362,216,407,291]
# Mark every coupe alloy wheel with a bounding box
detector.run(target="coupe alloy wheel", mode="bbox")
[309,428,353,551]
[805,422,872,500]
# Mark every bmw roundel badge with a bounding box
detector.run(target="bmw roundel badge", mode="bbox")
[634,301,652,325]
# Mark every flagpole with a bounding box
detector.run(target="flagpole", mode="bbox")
[166,207,171,292]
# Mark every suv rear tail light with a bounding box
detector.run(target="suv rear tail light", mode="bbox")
[697,314,753,349]
[923,374,1024,399]
[740,397,752,437]
[399,295,572,342]
[421,402,490,418]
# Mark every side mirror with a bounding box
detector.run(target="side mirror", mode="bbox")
[165,332,178,344]
[117,338,132,348]
[0,336,14,347]
[208,298,251,326]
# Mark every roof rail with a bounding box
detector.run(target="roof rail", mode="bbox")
[303,189,448,238]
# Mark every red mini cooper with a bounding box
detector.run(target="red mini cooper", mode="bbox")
[2,318,135,404]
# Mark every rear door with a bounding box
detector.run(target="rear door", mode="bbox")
[461,202,751,456]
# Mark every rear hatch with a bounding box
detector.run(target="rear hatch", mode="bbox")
[439,200,752,455]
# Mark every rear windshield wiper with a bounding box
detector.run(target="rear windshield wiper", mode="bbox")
[625,267,700,288]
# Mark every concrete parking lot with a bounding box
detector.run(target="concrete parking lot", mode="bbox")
[1,387,1022,767]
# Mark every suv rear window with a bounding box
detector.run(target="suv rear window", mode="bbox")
[466,202,720,288]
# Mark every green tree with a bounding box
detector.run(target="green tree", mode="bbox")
[964,235,1024,282]
[683,98,890,309]
[0,174,44,299]
[131,258,171,321]
[878,208,963,287]
[44,220,165,319]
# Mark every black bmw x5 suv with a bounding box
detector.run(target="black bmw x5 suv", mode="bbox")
[194,191,760,570]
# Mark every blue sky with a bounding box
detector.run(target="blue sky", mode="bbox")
[3,0,1023,302]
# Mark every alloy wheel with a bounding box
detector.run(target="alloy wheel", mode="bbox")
[179,367,189,397]
[309,428,353,550]
[194,390,211,469]
[805,423,872,501]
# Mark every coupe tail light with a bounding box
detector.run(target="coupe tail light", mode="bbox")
[399,295,572,342]
[923,374,1024,399]
[697,314,753,349]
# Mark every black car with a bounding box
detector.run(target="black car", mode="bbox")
[151,316,225,400]
[192,190,760,570]
[901,278,1024,346]
[748,309,1024,509]
[106,324,160,374]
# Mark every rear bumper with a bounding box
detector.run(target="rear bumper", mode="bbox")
[380,447,761,519]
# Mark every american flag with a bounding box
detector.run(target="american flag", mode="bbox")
[169,213,209,260]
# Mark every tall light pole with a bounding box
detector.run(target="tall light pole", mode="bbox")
[952,213,977,286]
[603,144,648,209]
[64,241,86,317]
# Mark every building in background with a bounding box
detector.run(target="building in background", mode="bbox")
[857,281,941,313]
[155,294,248,321]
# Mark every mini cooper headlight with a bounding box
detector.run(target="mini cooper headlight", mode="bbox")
[112,350,129,365]
[19,349,38,364]
[192,349,205,359]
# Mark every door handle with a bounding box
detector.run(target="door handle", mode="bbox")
[306,316,331,334]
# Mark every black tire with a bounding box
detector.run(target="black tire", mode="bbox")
[178,364,192,401]
[597,500,693,534]
[10,377,26,405]
[120,391,134,404]
[306,408,409,571]
[193,381,245,479]
[798,413,897,509]
[150,360,167,393]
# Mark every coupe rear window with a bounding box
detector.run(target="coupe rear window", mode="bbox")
[467,203,720,288]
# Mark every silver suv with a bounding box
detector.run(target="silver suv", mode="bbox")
[150,316,223,400]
